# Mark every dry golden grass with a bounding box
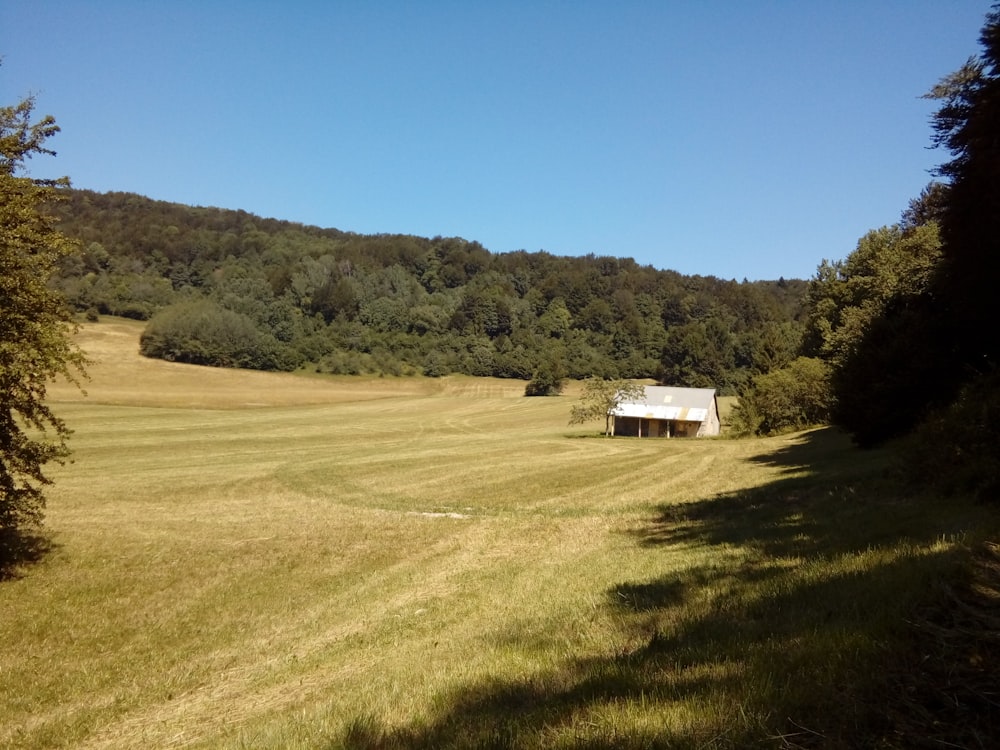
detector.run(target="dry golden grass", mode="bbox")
[3,319,992,749]
[49,319,445,408]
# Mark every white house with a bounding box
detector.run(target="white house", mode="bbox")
[611,386,721,438]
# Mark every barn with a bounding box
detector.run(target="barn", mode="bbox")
[611,386,721,438]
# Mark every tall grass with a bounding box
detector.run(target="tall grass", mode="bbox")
[0,320,993,749]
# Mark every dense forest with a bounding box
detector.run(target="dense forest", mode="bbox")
[50,189,808,394]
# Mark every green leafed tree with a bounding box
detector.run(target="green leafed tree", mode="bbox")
[569,378,646,436]
[524,357,566,396]
[659,318,737,392]
[140,299,300,371]
[823,5,1000,448]
[801,222,941,371]
[1,95,85,536]
[730,357,831,437]
[884,6,1000,496]
[798,204,942,445]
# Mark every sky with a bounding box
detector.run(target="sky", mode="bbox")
[1,1,991,281]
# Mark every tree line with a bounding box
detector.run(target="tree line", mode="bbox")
[734,4,1000,504]
[48,189,809,393]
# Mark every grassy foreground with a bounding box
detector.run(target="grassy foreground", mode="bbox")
[1,319,995,749]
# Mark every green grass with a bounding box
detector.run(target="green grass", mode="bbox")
[1,320,995,749]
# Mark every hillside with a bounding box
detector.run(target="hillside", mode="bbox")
[50,189,808,392]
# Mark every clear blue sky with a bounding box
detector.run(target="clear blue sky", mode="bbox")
[1,1,989,280]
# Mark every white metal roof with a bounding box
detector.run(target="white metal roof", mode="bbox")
[611,386,717,422]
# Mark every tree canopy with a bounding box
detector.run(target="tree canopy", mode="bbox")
[730,357,831,437]
[48,189,809,391]
[826,4,1000,448]
[1,95,84,535]
[754,5,1000,504]
[925,4,1000,383]
[569,378,646,436]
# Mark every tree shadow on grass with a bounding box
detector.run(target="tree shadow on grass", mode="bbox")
[635,427,939,559]
[336,556,965,749]
[333,429,987,749]
[0,527,56,582]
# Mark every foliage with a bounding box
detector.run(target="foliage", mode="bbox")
[523,360,566,396]
[730,357,831,436]
[0,95,85,533]
[658,319,735,390]
[568,378,646,435]
[801,222,941,370]
[800,204,942,445]
[48,190,809,385]
[812,5,1000,451]
[925,6,1000,384]
[897,369,1000,503]
[140,300,301,371]
[915,5,1000,413]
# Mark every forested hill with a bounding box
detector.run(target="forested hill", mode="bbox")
[51,189,808,392]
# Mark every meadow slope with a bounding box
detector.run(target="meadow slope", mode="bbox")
[1,319,993,749]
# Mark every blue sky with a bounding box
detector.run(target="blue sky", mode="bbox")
[1,1,989,280]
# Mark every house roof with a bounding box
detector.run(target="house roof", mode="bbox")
[612,386,717,422]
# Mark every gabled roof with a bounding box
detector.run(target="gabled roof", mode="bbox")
[612,386,717,422]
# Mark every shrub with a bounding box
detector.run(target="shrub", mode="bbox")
[140,300,299,371]
[421,350,450,377]
[897,370,1000,503]
[524,363,565,396]
[731,357,831,436]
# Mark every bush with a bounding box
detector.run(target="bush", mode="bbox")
[897,370,1000,502]
[140,300,300,371]
[422,351,450,377]
[731,357,831,436]
[317,349,370,375]
[524,364,565,396]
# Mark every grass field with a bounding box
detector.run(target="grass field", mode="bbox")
[1,319,995,749]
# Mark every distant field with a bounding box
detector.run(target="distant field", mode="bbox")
[2,319,991,749]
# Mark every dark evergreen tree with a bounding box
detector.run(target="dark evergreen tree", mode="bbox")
[824,6,1000,449]
[925,4,1000,380]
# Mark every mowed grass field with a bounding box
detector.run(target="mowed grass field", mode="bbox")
[1,319,993,749]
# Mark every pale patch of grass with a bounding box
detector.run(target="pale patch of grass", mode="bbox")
[49,318,440,409]
[2,320,994,749]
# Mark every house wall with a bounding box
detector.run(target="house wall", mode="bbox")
[695,399,722,437]
[673,420,700,438]
[614,416,706,438]
[613,408,720,438]
[614,417,661,437]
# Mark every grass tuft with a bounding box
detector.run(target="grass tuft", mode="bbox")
[879,541,1000,748]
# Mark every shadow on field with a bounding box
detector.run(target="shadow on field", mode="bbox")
[334,428,983,750]
[635,427,915,558]
[0,529,56,581]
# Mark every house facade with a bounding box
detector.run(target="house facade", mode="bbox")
[611,386,720,438]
